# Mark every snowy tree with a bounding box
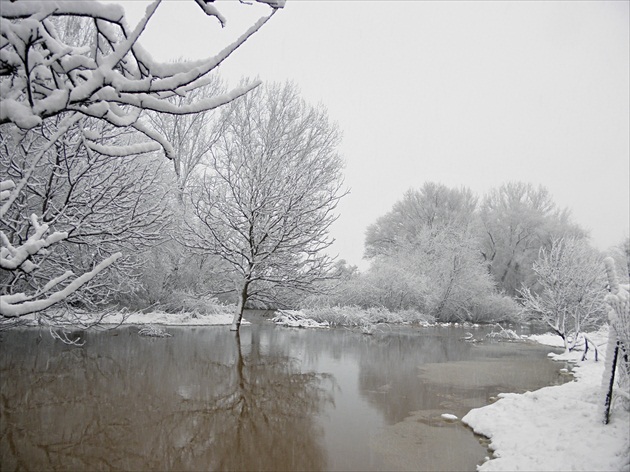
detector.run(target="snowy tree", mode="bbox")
[361,183,515,321]
[419,227,501,321]
[365,183,478,258]
[0,0,283,322]
[352,253,430,312]
[186,82,346,331]
[480,182,586,296]
[136,74,230,308]
[520,237,608,352]
[371,226,514,322]
[608,237,630,284]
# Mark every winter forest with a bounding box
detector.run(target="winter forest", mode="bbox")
[1,1,629,471]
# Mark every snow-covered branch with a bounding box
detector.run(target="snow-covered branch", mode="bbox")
[1,177,123,318]
[0,211,67,272]
[0,0,280,157]
[0,113,82,217]
[1,252,121,317]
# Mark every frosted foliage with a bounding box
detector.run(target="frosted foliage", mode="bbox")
[361,183,516,322]
[604,258,630,353]
[601,257,630,416]
[480,182,585,296]
[519,237,608,351]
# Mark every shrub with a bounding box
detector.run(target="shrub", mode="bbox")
[301,306,434,327]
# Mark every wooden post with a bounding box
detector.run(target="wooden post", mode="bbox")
[603,342,619,425]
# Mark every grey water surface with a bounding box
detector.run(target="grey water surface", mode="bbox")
[0,321,568,471]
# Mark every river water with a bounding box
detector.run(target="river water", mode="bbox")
[0,322,567,471]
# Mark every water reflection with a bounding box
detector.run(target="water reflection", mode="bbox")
[353,328,567,471]
[1,324,567,472]
[0,327,332,471]
[357,328,566,422]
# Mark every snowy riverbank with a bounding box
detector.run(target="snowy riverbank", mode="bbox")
[100,310,240,326]
[9,309,241,328]
[463,328,630,471]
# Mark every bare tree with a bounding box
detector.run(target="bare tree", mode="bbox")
[519,237,608,352]
[146,73,227,202]
[187,82,346,330]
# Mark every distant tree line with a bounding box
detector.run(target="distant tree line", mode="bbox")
[304,182,628,328]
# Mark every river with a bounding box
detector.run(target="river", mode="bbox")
[0,321,567,471]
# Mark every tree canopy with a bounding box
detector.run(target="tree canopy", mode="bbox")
[186,82,346,330]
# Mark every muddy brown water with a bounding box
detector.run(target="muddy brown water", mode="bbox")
[0,322,568,471]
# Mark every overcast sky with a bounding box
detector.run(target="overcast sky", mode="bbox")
[119,0,629,269]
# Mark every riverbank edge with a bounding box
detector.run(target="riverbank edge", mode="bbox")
[462,328,630,472]
[3,308,488,330]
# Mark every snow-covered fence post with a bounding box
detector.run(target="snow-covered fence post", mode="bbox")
[601,257,630,424]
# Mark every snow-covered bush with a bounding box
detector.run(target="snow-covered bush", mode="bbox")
[300,306,435,327]
[271,310,330,329]
[161,292,233,317]
[486,325,522,341]
[138,325,172,338]
[467,292,521,323]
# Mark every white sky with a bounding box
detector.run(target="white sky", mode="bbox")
[118,0,629,269]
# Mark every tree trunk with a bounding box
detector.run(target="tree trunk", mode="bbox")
[230,281,249,331]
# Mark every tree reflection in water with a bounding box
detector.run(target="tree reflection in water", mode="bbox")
[0,327,333,471]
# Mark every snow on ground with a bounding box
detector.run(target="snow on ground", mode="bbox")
[463,327,630,472]
[15,309,245,327]
[99,310,243,326]
[270,309,330,328]
[528,332,566,348]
